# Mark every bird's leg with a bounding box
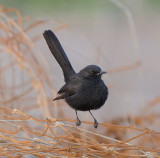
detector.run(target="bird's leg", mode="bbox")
[89,111,98,128]
[75,110,81,126]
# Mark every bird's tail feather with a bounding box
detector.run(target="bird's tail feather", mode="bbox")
[43,30,75,83]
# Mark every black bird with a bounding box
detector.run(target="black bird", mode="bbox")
[43,30,108,128]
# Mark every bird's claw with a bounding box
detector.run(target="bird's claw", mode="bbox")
[94,119,98,128]
[76,119,81,126]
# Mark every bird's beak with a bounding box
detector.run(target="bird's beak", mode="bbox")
[98,71,107,76]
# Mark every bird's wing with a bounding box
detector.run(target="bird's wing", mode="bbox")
[43,30,75,83]
[53,79,81,101]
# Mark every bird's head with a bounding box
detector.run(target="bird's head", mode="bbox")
[78,65,106,80]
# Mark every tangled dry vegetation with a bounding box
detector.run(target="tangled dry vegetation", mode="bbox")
[0,5,160,157]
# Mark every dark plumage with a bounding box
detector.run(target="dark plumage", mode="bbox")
[43,30,108,128]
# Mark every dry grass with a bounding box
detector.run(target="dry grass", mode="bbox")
[0,5,160,158]
[0,107,160,157]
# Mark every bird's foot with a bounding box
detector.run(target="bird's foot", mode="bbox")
[76,118,81,126]
[94,119,98,128]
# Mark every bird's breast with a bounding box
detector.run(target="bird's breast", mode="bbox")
[65,79,108,111]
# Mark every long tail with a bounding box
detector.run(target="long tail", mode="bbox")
[43,30,75,83]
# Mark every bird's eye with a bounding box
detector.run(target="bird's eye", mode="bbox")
[90,72,94,75]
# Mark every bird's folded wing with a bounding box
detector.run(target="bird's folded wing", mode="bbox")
[53,79,81,101]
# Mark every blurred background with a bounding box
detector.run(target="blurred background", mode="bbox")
[0,0,160,126]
